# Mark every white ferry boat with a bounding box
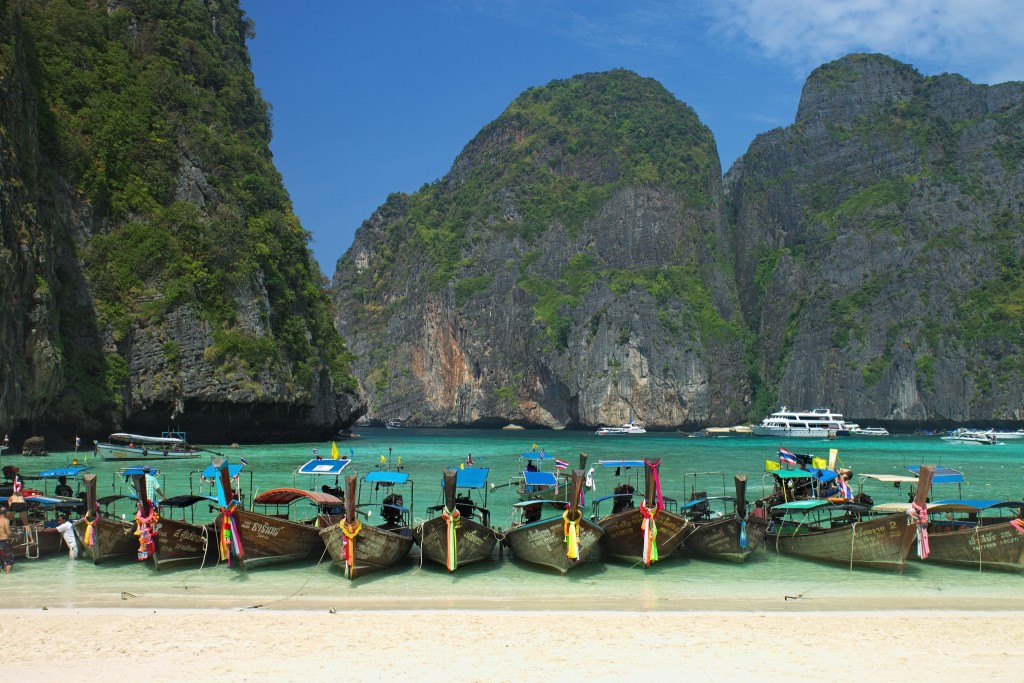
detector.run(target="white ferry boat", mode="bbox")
[851,426,889,436]
[595,420,647,435]
[751,407,853,438]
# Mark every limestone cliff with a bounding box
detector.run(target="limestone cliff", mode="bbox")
[728,54,1024,427]
[332,71,750,429]
[0,0,362,446]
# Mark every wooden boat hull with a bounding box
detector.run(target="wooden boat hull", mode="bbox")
[11,527,71,559]
[152,518,215,570]
[321,523,414,580]
[599,508,691,564]
[685,516,769,563]
[413,516,498,570]
[72,517,138,564]
[503,516,604,574]
[920,521,1024,572]
[219,509,327,570]
[767,512,917,571]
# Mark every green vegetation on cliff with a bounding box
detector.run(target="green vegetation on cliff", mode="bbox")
[11,0,355,417]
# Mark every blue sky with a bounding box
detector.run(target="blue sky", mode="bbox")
[240,1,1024,274]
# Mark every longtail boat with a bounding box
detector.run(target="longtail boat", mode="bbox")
[150,494,218,570]
[503,469,603,574]
[919,500,1024,572]
[1,494,85,559]
[894,466,1024,573]
[593,459,691,566]
[766,465,934,571]
[72,473,138,563]
[214,459,342,570]
[683,473,768,563]
[321,471,415,580]
[414,467,498,571]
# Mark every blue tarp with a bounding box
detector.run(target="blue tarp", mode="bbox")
[118,466,159,477]
[523,471,557,486]
[597,460,645,468]
[297,459,351,476]
[201,463,244,479]
[36,466,93,478]
[455,467,489,489]
[906,465,965,484]
[365,471,409,485]
[522,451,553,460]
[805,467,839,483]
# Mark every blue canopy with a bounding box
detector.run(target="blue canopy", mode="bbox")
[365,471,409,485]
[202,463,244,479]
[680,496,733,509]
[597,460,645,468]
[297,459,351,476]
[118,466,159,477]
[0,494,80,507]
[36,466,93,479]
[906,465,965,484]
[455,467,489,489]
[523,471,557,486]
[522,451,553,460]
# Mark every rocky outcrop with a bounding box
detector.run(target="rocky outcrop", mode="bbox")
[333,71,749,429]
[727,54,1024,426]
[334,56,1024,430]
[0,0,362,447]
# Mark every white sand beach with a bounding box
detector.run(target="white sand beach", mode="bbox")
[5,607,1023,682]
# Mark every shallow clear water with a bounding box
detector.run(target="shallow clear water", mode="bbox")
[4,429,1023,610]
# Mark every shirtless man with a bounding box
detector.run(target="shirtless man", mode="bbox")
[0,507,14,574]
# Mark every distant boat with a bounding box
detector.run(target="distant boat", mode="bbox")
[386,418,411,429]
[752,407,853,438]
[851,426,890,436]
[595,420,646,435]
[941,429,998,445]
[95,430,202,461]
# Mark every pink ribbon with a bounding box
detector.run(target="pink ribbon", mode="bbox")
[908,501,930,559]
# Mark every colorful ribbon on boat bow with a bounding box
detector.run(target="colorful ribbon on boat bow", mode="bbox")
[1010,518,1024,534]
[563,509,582,561]
[908,501,930,559]
[638,462,666,566]
[218,502,243,565]
[135,502,159,561]
[340,519,362,579]
[441,505,461,572]
[84,502,100,546]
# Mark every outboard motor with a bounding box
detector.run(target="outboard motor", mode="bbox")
[612,484,636,514]
[381,493,405,529]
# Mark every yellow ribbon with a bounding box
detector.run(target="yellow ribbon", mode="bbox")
[563,509,582,560]
[340,520,362,578]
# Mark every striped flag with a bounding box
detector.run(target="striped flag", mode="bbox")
[779,447,798,466]
[240,456,249,465]
[837,477,853,499]
[75,436,81,449]
[555,459,569,470]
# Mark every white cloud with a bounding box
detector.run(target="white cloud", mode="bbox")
[706,0,1024,85]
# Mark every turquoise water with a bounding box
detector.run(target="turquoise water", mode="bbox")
[4,429,1023,610]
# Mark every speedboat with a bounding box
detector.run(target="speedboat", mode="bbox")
[941,429,998,445]
[595,420,646,435]
[852,426,889,436]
